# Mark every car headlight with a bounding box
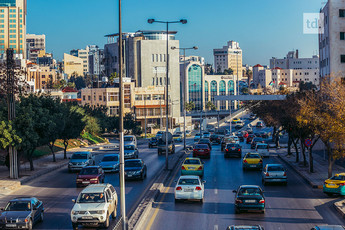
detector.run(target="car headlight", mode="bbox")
[96,210,105,214]
[90,178,98,181]
[71,210,79,215]
[17,218,28,223]
[134,170,142,175]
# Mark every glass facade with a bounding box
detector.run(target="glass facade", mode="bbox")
[204,81,209,102]
[210,80,217,105]
[228,80,234,95]
[188,64,202,111]
[0,0,15,7]
[219,80,226,110]
[143,32,175,41]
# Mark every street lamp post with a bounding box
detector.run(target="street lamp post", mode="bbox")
[234,50,240,109]
[171,46,198,150]
[148,18,187,170]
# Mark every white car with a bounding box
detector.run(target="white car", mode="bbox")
[256,143,270,158]
[71,184,118,229]
[175,175,206,202]
[229,136,240,144]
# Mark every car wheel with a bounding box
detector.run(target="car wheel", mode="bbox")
[326,192,333,197]
[72,223,78,230]
[174,198,179,203]
[27,219,33,230]
[103,214,110,228]
[39,211,44,222]
[102,178,105,183]
[261,209,265,214]
[145,171,147,178]
[200,198,204,203]
[262,179,266,185]
[235,208,240,214]
[111,207,116,219]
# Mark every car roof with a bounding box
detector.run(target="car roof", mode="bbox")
[104,154,119,157]
[125,159,141,162]
[81,184,110,193]
[73,151,90,154]
[179,175,200,180]
[314,226,345,230]
[246,152,260,155]
[228,226,263,230]
[185,157,201,161]
[125,144,135,147]
[266,164,283,167]
[82,166,100,169]
[239,185,261,189]
[10,197,36,202]
[256,143,267,145]
[125,135,135,137]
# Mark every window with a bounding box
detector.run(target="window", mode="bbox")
[152,54,154,62]
[340,9,345,17]
[341,55,345,63]
[9,40,15,43]
[10,24,16,28]
[0,15,3,18]
[99,95,102,101]
[88,96,91,100]
[341,32,345,40]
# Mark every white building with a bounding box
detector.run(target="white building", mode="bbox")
[213,41,243,78]
[26,34,46,63]
[270,50,319,70]
[319,0,345,78]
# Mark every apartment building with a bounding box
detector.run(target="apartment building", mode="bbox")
[26,33,45,62]
[63,53,84,77]
[270,50,319,70]
[319,0,345,78]
[213,41,243,78]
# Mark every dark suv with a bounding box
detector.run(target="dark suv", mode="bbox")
[148,137,158,148]
[210,134,221,144]
[224,143,242,158]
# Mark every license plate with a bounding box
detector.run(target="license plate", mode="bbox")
[244,200,256,203]
[199,150,204,152]
[82,216,93,219]
[82,181,89,184]
[188,167,195,170]
[232,147,235,150]
[184,189,193,192]
[271,179,280,181]
[329,183,335,186]
[6,224,16,227]
[250,165,256,167]
[128,175,132,177]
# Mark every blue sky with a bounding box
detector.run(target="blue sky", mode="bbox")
[27,0,324,66]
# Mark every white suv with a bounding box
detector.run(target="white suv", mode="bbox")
[71,184,118,229]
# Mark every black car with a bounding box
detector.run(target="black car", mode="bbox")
[198,138,212,150]
[124,159,147,180]
[148,137,158,148]
[0,197,44,230]
[251,137,265,149]
[210,134,221,144]
[224,143,242,158]
[227,225,264,230]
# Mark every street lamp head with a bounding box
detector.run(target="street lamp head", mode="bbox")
[148,19,155,24]
[171,46,176,50]
[193,46,198,50]
[180,19,187,24]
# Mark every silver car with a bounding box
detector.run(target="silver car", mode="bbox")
[311,226,345,230]
[262,164,287,185]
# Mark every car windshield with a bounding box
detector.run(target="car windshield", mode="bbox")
[80,168,98,175]
[195,134,201,137]
[124,137,133,142]
[5,201,31,211]
[173,135,180,137]
[246,154,260,159]
[125,161,141,167]
[195,144,209,149]
[178,179,200,185]
[102,155,118,162]
[233,227,261,230]
[268,166,285,171]
[71,154,87,160]
[330,175,345,180]
[199,139,209,143]
[238,188,261,195]
[254,138,263,142]
[227,144,239,148]
[78,193,105,203]
[124,145,135,150]
[184,159,200,165]
[257,145,268,149]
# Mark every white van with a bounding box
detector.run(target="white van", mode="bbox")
[124,135,137,148]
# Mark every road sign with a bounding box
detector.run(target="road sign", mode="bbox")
[305,139,312,147]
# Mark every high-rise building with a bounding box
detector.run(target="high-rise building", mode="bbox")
[104,30,181,120]
[319,0,345,79]
[88,45,104,78]
[0,0,26,57]
[26,34,45,62]
[213,41,243,78]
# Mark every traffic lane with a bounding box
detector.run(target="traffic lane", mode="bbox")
[145,143,345,230]
[0,139,191,230]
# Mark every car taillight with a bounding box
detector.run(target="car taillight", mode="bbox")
[243,160,248,163]
[235,199,243,204]
[238,149,241,152]
[225,149,228,151]
[259,160,263,163]
[283,172,286,176]
[266,172,269,176]
[182,166,186,170]
[340,183,345,186]
[193,149,197,153]
[197,166,203,170]
[195,186,202,191]
[176,186,182,191]
[259,199,265,204]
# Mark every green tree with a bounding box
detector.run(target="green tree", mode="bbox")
[124,113,142,135]
[84,116,101,135]
[185,101,195,112]
[205,101,216,111]
[223,68,233,75]
[0,121,21,150]
[109,72,118,84]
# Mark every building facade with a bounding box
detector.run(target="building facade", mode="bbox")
[319,0,345,78]
[27,64,58,90]
[213,41,243,78]
[26,33,45,62]
[270,50,319,70]
[104,30,181,120]
[0,0,26,57]
[63,53,84,77]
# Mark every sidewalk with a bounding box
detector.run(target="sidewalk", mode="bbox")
[0,142,112,197]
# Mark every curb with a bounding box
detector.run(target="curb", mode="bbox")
[127,147,185,230]
[278,154,323,189]
[334,200,345,219]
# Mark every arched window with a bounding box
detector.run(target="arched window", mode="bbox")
[210,80,217,105]
[228,80,234,95]
[188,64,202,111]
[205,81,209,102]
[219,80,226,110]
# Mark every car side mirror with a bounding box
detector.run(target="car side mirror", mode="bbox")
[202,180,206,184]
[72,199,76,203]
[232,190,237,193]
[0,208,3,211]
[201,161,205,164]
[174,180,177,183]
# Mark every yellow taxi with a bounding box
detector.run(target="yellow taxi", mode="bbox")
[323,173,345,196]
[242,152,263,171]
[232,118,241,124]
[181,157,204,177]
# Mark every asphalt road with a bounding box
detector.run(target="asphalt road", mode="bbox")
[0,138,192,230]
[142,125,345,230]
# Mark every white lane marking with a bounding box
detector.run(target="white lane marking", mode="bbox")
[214,188,218,194]
[214,225,219,230]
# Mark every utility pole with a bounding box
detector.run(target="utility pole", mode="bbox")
[118,0,126,229]
[144,95,147,139]
[7,49,18,179]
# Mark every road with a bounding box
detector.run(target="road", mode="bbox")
[0,138,192,230]
[142,123,345,230]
